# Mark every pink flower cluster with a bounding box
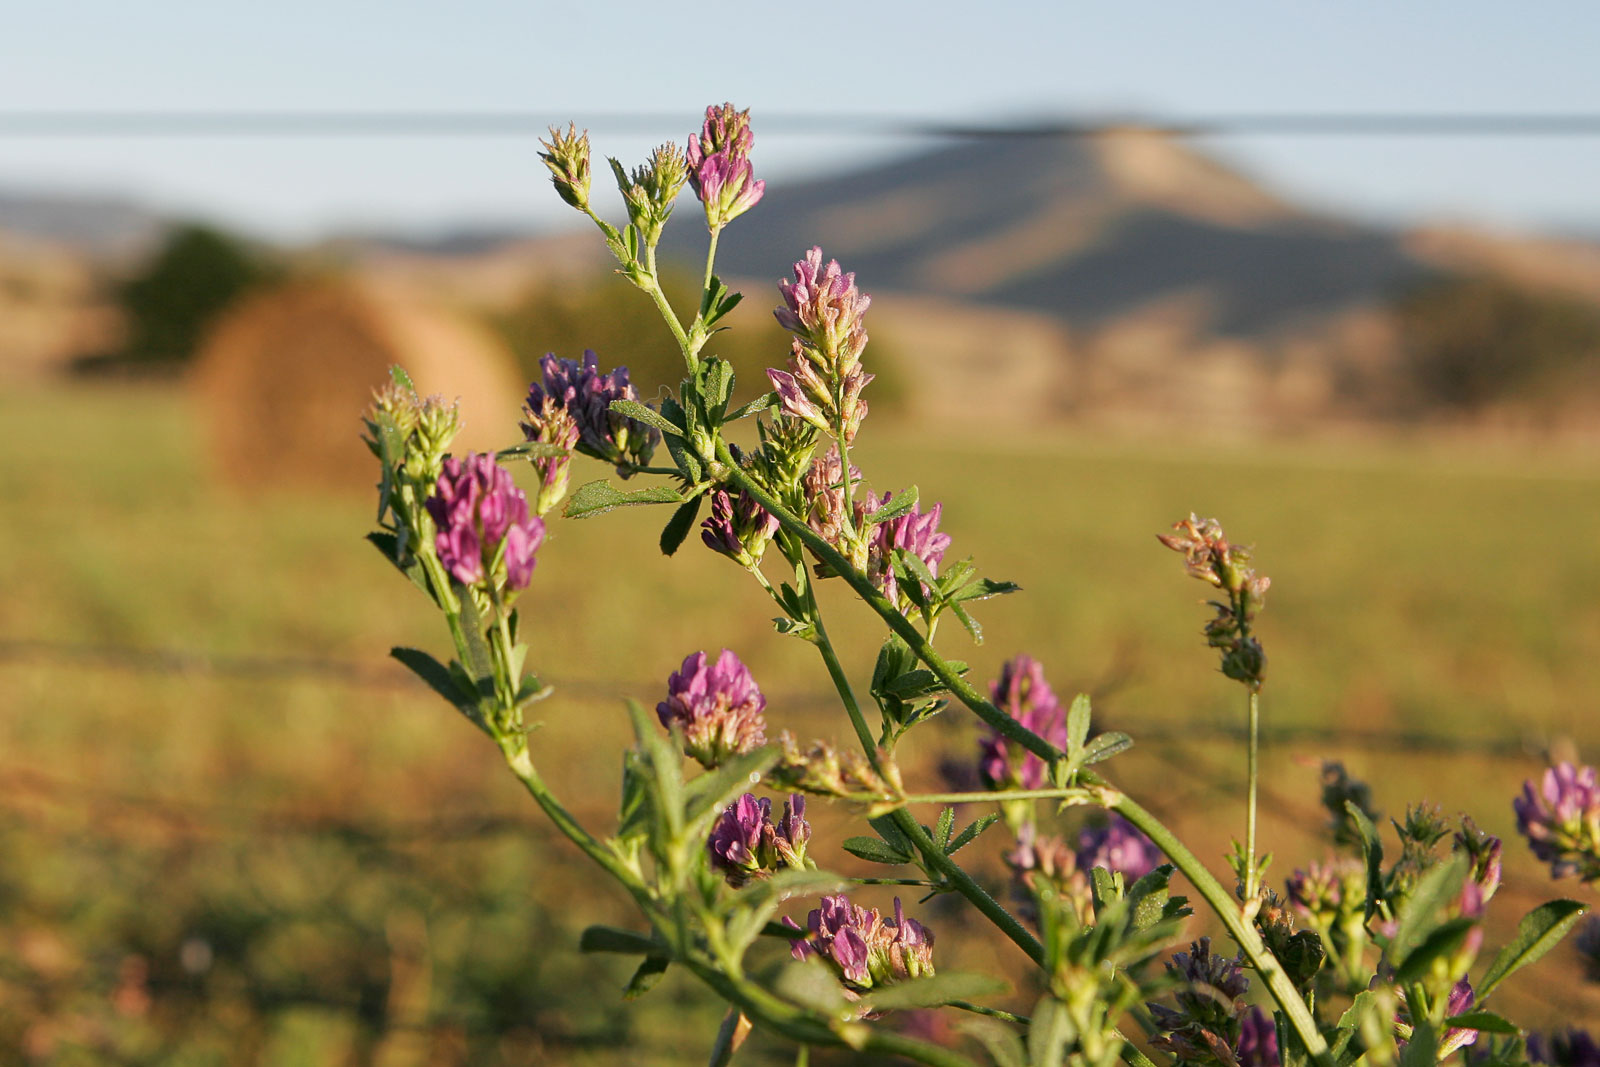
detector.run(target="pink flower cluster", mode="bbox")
[686,103,764,230]
[426,453,544,590]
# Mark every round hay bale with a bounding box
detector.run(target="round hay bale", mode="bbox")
[191,278,524,491]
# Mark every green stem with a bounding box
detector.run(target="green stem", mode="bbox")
[717,449,1059,766]
[703,226,722,304]
[642,244,693,367]
[809,599,1046,970]
[903,788,1094,806]
[683,958,981,1067]
[716,447,1330,1058]
[1108,792,1332,1067]
[949,1000,1030,1026]
[1245,688,1260,900]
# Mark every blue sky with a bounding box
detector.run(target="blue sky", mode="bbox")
[4,1,1599,239]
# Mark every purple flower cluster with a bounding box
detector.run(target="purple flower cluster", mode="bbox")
[701,490,779,569]
[802,446,863,550]
[766,342,874,445]
[522,350,658,475]
[867,498,953,609]
[1284,859,1364,928]
[686,103,764,230]
[786,895,934,990]
[656,650,767,769]
[425,454,545,591]
[707,793,810,886]
[1529,1029,1600,1067]
[1004,823,1092,926]
[1076,814,1161,881]
[979,655,1067,791]
[1514,762,1600,881]
[1149,938,1251,1064]
[1237,1008,1281,1067]
[775,246,871,373]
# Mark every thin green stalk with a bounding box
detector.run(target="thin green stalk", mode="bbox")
[703,227,722,304]
[903,788,1094,806]
[642,245,693,366]
[1108,792,1332,1067]
[683,957,982,1067]
[717,450,1058,765]
[809,604,1046,969]
[950,1000,1030,1025]
[1245,688,1260,900]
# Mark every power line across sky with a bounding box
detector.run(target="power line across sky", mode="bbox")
[7,110,1600,138]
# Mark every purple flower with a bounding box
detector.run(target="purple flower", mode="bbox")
[1284,859,1363,928]
[425,453,545,590]
[1076,815,1161,882]
[700,490,779,568]
[1396,978,1478,1058]
[518,394,580,517]
[1004,823,1092,927]
[1237,1007,1281,1067]
[868,498,952,609]
[656,650,767,768]
[1149,938,1250,1063]
[1453,816,1503,900]
[709,793,770,882]
[979,655,1066,790]
[1529,1029,1600,1067]
[787,894,934,990]
[523,350,658,475]
[686,103,764,230]
[706,792,811,887]
[1514,762,1600,882]
[775,247,871,373]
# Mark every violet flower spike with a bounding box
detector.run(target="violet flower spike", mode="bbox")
[686,103,764,231]
[656,649,767,769]
[523,350,659,475]
[786,893,934,991]
[1076,814,1161,882]
[869,499,952,609]
[425,453,545,591]
[708,793,772,886]
[1237,1007,1281,1067]
[774,246,871,373]
[979,654,1067,791]
[1513,762,1600,882]
[700,490,779,569]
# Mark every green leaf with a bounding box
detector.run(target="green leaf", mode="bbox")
[495,439,571,460]
[935,806,955,851]
[958,1020,1025,1067]
[659,496,703,557]
[947,813,1000,856]
[601,398,678,435]
[868,814,916,856]
[1080,731,1133,765]
[1089,866,1121,914]
[1394,916,1478,984]
[389,364,415,391]
[625,699,683,840]
[451,582,497,702]
[1027,995,1071,1067]
[1390,853,1468,964]
[565,479,685,519]
[1442,1010,1518,1034]
[389,647,483,728]
[864,485,919,525]
[683,746,780,830]
[1478,898,1587,999]
[579,925,660,954]
[623,955,669,999]
[723,391,776,422]
[950,602,983,643]
[1397,1016,1438,1067]
[774,960,850,1016]
[842,836,913,866]
[858,972,1007,1013]
[366,532,431,597]
[1065,693,1091,754]
[952,578,1021,602]
[1345,799,1385,919]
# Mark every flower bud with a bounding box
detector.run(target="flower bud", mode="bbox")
[701,490,780,569]
[540,123,592,211]
[656,649,766,769]
[686,103,765,231]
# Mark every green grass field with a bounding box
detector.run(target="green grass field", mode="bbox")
[2,382,1598,1063]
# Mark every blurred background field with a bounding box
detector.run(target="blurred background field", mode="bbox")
[7,3,1600,1062]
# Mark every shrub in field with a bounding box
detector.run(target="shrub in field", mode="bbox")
[366,104,1597,1066]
